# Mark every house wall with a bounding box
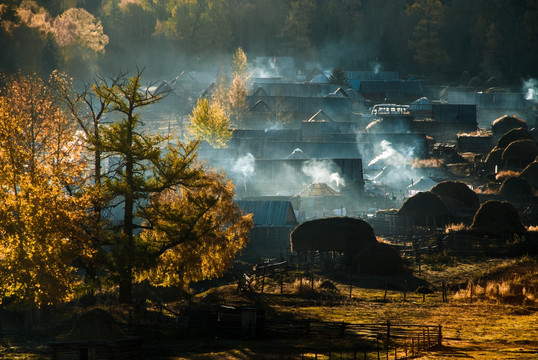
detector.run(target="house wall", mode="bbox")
[240,226,295,261]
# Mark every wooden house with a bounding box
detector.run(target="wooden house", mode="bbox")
[236,200,298,261]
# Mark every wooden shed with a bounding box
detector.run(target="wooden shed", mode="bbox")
[236,200,298,261]
[51,308,141,360]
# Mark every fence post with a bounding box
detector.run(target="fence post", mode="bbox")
[386,320,390,360]
[340,322,346,337]
[469,279,474,304]
[423,329,426,350]
[280,274,283,294]
[438,324,443,346]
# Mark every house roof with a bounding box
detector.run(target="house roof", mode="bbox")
[236,200,297,227]
[307,109,334,122]
[299,183,340,197]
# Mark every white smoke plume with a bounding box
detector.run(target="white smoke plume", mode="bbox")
[302,159,345,188]
[523,78,538,102]
[232,153,255,192]
[368,140,414,167]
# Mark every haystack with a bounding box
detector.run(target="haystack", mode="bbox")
[519,161,538,189]
[431,180,479,211]
[290,217,377,254]
[496,128,535,149]
[353,242,406,275]
[485,146,504,165]
[501,139,538,168]
[491,115,527,136]
[499,177,533,203]
[470,200,525,234]
[397,191,449,217]
[64,308,127,341]
[397,192,450,227]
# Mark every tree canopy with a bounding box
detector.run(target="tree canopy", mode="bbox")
[0,70,252,306]
[2,0,538,81]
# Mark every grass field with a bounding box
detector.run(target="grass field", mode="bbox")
[1,257,537,359]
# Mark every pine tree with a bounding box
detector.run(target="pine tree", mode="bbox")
[328,66,349,87]
[93,71,249,303]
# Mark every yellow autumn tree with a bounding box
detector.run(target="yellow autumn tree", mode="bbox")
[189,97,233,148]
[135,170,253,286]
[0,72,92,308]
[228,75,248,125]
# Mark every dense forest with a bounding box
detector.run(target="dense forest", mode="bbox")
[2,0,538,83]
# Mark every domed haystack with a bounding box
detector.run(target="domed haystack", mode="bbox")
[491,115,528,137]
[485,146,504,166]
[497,128,535,149]
[520,161,538,189]
[502,139,538,168]
[499,177,533,203]
[398,191,449,217]
[470,200,525,234]
[353,242,406,275]
[290,217,377,255]
[431,180,480,211]
[64,308,127,341]
[397,191,450,227]
[431,181,479,220]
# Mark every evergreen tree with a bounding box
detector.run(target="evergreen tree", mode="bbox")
[328,66,349,87]
[93,71,249,303]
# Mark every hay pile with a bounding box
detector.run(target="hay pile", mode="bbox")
[470,200,525,234]
[290,217,377,254]
[397,191,449,217]
[502,139,538,167]
[431,180,480,213]
[353,242,406,275]
[497,128,535,148]
[64,308,127,341]
[485,146,504,166]
[491,115,527,136]
[520,161,538,189]
[499,177,533,203]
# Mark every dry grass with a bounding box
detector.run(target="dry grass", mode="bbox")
[291,277,323,295]
[495,170,520,181]
[444,222,467,233]
[457,129,491,137]
[411,158,445,168]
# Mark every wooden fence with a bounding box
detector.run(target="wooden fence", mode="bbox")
[263,319,441,359]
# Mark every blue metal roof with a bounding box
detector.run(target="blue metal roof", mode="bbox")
[235,200,297,227]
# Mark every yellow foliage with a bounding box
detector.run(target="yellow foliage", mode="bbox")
[135,171,253,287]
[189,98,233,149]
[0,72,91,308]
